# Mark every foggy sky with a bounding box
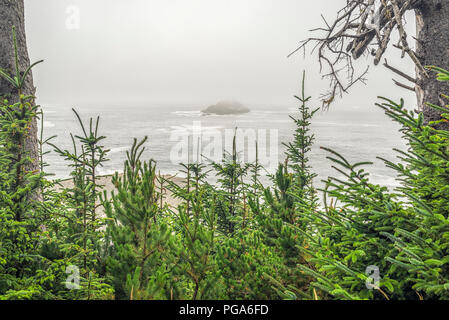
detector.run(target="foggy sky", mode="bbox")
[24,0,416,109]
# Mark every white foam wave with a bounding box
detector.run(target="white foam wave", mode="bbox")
[109,146,129,154]
[172,111,203,117]
[43,121,55,128]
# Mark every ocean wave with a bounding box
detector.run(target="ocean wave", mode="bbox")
[314,121,381,128]
[109,146,130,154]
[235,119,256,123]
[97,168,118,176]
[43,121,55,128]
[369,174,401,189]
[169,124,225,135]
[155,128,171,134]
[171,111,203,117]
[157,169,187,178]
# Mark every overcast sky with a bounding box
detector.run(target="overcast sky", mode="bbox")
[24,0,416,109]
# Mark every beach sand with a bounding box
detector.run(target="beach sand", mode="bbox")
[56,174,186,216]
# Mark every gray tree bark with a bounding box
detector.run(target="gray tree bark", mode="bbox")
[0,0,39,173]
[415,0,449,130]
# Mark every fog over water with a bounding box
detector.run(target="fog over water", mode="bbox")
[24,0,417,188]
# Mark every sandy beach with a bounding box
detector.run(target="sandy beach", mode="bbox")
[55,174,186,215]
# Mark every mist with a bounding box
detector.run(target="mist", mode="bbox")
[24,0,416,110]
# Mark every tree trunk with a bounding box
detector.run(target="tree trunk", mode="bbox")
[415,0,449,130]
[0,0,39,173]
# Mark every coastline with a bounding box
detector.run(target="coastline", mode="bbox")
[55,173,186,215]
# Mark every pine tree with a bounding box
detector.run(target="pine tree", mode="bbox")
[174,202,220,300]
[0,30,45,299]
[287,68,449,300]
[211,133,250,235]
[257,73,319,298]
[247,141,265,216]
[103,137,175,300]
[284,71,320,212]
[216,227,283,300]
[0,92,42,299]
[35,109,113,300]
[377,67,449,299]
[49,110,110,277]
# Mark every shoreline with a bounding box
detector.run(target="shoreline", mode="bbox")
[55,173,186,214]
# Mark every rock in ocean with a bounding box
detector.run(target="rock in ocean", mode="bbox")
[202,100,250,115]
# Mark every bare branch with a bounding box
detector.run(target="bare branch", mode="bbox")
[383,58,416,83]
[392,78,415,92]
[290,0,425,107]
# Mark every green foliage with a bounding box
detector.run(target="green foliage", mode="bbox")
[0,96,42,297]
[166,160,222,299]
[256,73,319,299]
[210,133,250,235]
[4,26,449,301]
[174,202,220,299]
[216,229,283,299]
[103,137,175,300]
[36,110,113,300]
[284,71,319,209]
[293,146,411,300]
[0,29,46,299]
[41,109,111,298]
[290,67,449,300]
[376,68,449,299]
[0,26,43,97]
[48,110,109,270]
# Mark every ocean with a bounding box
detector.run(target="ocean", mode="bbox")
[39,103,407,190]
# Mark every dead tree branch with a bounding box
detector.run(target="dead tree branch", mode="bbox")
[290,0,425,107]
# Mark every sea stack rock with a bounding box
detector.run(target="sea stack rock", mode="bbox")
[202,100,250,115]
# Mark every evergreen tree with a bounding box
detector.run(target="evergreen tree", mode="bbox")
[258,73,319,298]
[38,109,113,300]
[103,137,175,300]
[284,71,320,212]
[216,228,283,300]
[0,31,45,299]
[0,92,42,299]
[378,67,449,299]
[288,67,449,300]
[211,133,250,235]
